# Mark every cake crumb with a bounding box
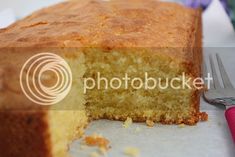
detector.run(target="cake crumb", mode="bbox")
[89,152,100,157]
[135,127,141,133]
[178,123,185,128]
[146,119,154,127]
[98,146,107,155]
[79,144,88,150]
[124,147,140,157]
[199,112,208,121]
[84,133,110,150]
[123,117,133,128]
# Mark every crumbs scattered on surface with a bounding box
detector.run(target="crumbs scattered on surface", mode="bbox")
[135,127,141,133]
[98,146,107,155]
[178,123,185,128]
[199,112,208,121]
[84,133,110,150]
[146,119,154,127]
[123,117,133,128]
[124,146,140,157]
[89,152,100,157]
[79,144,88,150]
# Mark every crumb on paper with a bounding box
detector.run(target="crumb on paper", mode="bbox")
[89,152,100,157]
[84,133,110,150]
[135,127,141,133]
[98,146,107,155]
[124,146,140,157]
[80,144,88,150]
[146,119,154,127]
[199,112,208,121]
[123,117,133,128]
[208,120,212,127]
[178,123,185,128]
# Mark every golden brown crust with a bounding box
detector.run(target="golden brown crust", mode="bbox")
[0,0,200,65]
[90,113,203,125]
[0,110,52,157]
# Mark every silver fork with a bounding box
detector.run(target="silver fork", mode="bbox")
[203,53,235,143]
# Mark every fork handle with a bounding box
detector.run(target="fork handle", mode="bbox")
[225,107,235,143]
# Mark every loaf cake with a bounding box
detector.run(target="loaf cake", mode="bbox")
[0,0,206,157]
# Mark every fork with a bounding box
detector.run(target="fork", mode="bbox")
[203,53,235,143]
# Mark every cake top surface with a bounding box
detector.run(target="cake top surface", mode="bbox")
[0,0,201,110]
[0,0,199,49]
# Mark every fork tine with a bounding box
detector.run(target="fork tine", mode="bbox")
[216,54,234,89]
[209,54,222,89]
[203,59,214,89]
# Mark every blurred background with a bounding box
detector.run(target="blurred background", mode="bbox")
[0,0,233,19]
[0,0,63,18]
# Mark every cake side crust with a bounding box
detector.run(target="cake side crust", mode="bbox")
[0,0,201,66]
[0,110,53,157]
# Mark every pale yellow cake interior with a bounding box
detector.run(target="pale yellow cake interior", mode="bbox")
[84,49,195,122]
[45,49,196,157]
[48,52,87,157]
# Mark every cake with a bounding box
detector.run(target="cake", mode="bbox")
[0,0,207,157]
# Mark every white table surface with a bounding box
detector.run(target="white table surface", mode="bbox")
[0,0,235,157]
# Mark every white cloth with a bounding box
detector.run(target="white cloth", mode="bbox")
[203,0,235,47]
[0,8,15,29]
